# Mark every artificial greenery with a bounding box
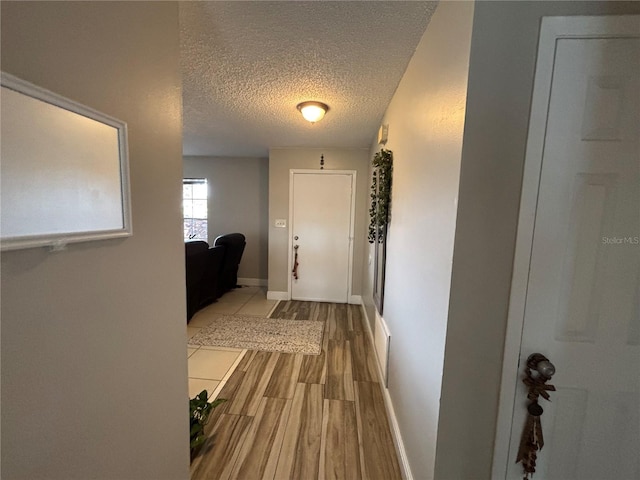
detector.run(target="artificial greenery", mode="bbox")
[368,149,393,243]
[189,390,226,453]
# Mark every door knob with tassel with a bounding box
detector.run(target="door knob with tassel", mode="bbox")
[292,244,299,280]
[516,353,556,480]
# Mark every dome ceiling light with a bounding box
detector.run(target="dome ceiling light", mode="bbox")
[297,101,329,124]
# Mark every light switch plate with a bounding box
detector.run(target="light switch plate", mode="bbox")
[274,219,287,228]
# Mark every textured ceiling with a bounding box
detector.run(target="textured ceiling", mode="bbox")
[180,1,438,157]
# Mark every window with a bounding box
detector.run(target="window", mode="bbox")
[183,178,208,241]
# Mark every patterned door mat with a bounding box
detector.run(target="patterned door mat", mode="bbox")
[188,315,324,355]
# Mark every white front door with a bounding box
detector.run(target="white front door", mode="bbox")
[495,16,640,479]
[290,170,354,303]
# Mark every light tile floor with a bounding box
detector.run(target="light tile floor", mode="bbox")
[187,286,278,400]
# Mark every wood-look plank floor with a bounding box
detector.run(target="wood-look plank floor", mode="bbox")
[190,301,401,480]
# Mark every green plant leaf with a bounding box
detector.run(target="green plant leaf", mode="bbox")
[190,434,207,449]
[190,423,203,437]
[189,393,228,451]
[368,149,393,243]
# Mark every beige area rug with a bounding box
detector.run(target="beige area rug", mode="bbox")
[188,315,324,355]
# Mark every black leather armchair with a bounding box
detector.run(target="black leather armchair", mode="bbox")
[199,245,225,306]
[185,241,210,321]
[185,233,246,322]
[214,233,246,294]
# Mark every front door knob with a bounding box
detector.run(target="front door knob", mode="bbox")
[527,353,556,379]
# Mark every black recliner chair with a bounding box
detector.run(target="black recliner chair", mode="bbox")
[185,241,227,322]
[214,233,246,295]
[185,241,209,321]
[199,245,225,306]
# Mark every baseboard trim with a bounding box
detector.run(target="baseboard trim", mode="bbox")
[360,304,413,480]
[379,375,413,480]
[373,309,390,387]
[348,294,362,305]
[237,277,267,287]
[266,290,289,301]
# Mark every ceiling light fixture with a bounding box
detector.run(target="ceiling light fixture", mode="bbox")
[297,101,329,124]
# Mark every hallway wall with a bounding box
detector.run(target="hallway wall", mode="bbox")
[268,147,369,298]
[362,2,475,478]
[363,3,640,478]
[1,3,188,478]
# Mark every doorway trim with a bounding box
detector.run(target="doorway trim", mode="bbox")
[287,169,357,302]
[491,15,640,478]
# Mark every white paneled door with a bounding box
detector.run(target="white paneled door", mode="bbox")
[290,170,355,303]
[496,17,639,480]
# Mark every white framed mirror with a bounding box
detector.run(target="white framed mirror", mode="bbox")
[0,72,132,251]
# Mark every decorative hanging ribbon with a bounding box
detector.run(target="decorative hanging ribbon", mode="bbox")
[516,353,556,480]
[292,245,299,280]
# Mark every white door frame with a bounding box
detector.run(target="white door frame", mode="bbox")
[287,169,357,302]
[491,15,640,478]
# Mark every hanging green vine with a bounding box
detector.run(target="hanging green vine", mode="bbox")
[368,149,393,243]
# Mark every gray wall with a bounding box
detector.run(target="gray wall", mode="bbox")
[183,156,269,282]
[436,2,640,479]
[361,2,475,478]
[1,2,189,479]
[268,148,369,296]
